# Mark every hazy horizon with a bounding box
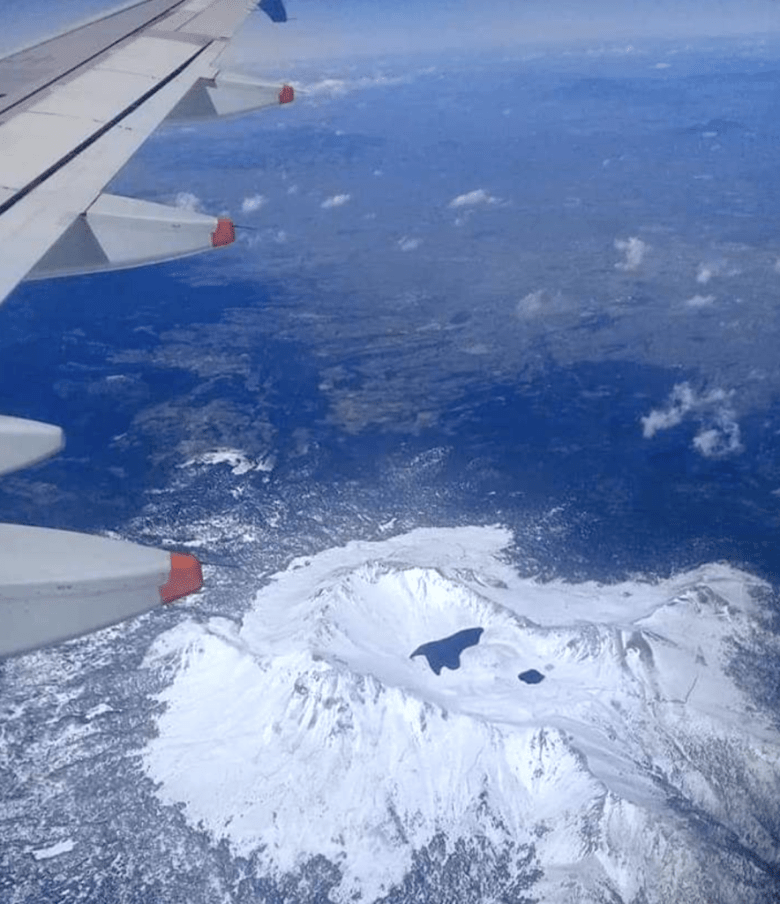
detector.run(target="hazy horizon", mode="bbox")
[1,0,779,63]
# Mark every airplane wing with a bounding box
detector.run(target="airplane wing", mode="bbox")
[0,0,294,657]
[0,0,293,303]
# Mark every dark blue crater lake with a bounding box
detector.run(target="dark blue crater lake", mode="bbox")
[518,669,545,685]
[410,627,483,675]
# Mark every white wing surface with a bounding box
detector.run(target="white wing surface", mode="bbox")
[0,0,292,304]
[0,0,293,657]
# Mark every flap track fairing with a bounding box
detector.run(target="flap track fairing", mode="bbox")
[0,415,64,477]
[25,193,235,281]
[165,72,294,124]
[0,524,203,657]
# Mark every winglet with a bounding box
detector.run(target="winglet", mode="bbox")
[160,553,203,603]
[259,0,288,23]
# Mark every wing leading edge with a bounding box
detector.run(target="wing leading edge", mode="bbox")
[0,0,291,656]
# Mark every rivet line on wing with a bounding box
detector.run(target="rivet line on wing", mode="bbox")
[0,40,212,219]
[0,0,189,120]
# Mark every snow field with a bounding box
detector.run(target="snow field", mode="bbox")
[143,526,780,902]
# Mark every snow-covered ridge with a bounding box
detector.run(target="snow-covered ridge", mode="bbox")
[143,526,780,903]
[178,447,275,475]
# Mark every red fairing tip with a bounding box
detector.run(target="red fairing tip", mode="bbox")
[279,84,294,105]
[160,552,203,603]
[211,218,235,247]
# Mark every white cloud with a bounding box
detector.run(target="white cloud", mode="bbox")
[583,43,638,56]
[641,383,697,438]
[653,62,672,69]
[448,188,499,209]
[174,192,201,212]
[242,227,287,249]
[516,289,546,318]
[614,236,648,271]
[297,77,349,97]
[685,294,715,308]
[640,382,743,458]
[292,73,412,99]
[693,422,742,458]
[398,237,421,252]
[321,193,351,209]
[774,259,780,274]
[241,194,266,213]
[697,260,741,281]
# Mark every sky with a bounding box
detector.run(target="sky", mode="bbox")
[1,0,779,62]
[237,0,780,63]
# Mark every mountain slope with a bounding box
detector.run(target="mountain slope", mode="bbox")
[143,526,780,903]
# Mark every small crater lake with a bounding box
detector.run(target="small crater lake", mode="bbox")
[410,627,484,675]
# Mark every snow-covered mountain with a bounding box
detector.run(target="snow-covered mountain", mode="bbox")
[143,526,780,903]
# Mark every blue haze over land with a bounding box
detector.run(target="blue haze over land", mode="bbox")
[5,37,780,584]
[1,3,780,902]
